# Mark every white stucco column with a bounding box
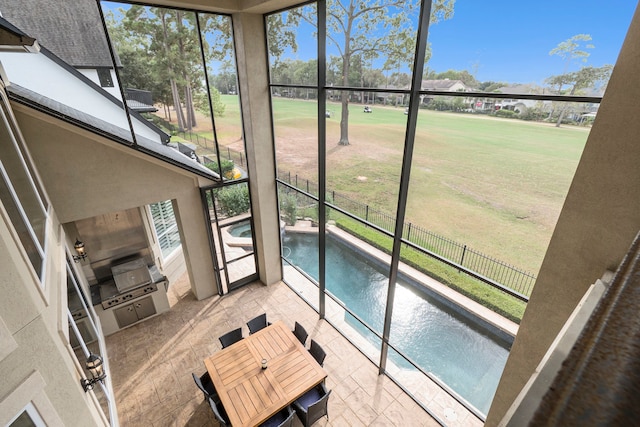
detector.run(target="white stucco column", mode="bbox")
[232,12,282,285]
[173,191,219,300]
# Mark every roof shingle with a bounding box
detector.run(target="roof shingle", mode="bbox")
[0,0,117,68]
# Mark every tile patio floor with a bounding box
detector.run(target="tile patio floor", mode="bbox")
[105,273,442,426]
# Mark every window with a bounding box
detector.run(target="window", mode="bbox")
[268,0,634,422]
[7,403,45,427]
[0,85,48,281]
[149,200,181,258]
[97,68,114,87]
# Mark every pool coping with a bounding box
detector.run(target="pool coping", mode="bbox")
[286,221,519,338]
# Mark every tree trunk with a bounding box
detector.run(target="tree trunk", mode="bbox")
[555,85,577,127]
[555,108,566,127]
[171,80,186,131]
[338,5,354,146]
[161,13,183,131]
[184,86,193,131]
[188,86,197,127]
[547,106,555,121]
[339,90,350,145]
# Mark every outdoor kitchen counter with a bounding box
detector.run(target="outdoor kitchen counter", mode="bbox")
[92,265,170,336]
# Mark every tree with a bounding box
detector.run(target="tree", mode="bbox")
[546,65,612,126]
[266,12,300,74]
[549,34,594,73]
[275,1,455,146]
[432,69,479,88]
[108,7,233,131]
[105,9,173,116]
[478,81,505,93]
[547,34,609,127]
[328,0,455,145]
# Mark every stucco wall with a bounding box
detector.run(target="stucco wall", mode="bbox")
[486,4,640,425]
[10,104,219,300]
[0,52,162,143]
[0,205,106,426]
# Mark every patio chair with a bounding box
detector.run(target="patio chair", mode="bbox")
[308,340,326,367]
[208,396,230,426]
[219,327,243,349]
[247,313,271,335]
[191,371,216,401]
[293,321,308,346]
[292,383,331,427]
[259,405,295,427]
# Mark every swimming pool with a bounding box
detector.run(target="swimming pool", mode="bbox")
[282,232,511,415]
[228,220,253,238]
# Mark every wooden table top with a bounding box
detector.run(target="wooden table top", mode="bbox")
[204,320,327,427]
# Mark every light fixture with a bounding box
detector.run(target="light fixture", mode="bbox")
[72,238,87,262]
[81,354,107,392]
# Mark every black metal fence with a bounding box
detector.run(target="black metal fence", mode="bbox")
[278,170,536,298]
[175,130,246,167]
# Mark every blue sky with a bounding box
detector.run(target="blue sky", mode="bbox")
[102,0,638,85]
[283,0,638,85]
[425,0,638,84]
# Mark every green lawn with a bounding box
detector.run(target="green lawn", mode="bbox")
[270,97,590,276]
[170,95,590,317]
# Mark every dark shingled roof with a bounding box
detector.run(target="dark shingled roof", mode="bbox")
[0,0,117,68]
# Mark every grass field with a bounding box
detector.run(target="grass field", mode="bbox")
[165,95,589,278]
[270,97,590,275]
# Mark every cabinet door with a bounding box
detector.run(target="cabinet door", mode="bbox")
[133,296,156,320]
[114,304,138,328]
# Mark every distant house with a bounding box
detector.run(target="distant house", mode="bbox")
[421,79,469,92]
[492,84,546,113]
[420,79,469,107]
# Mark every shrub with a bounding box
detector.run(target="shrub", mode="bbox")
[520,108,546,121]
[205,159,235,178]
[216,184,250,217]
[494,109,518,119]
[279,191,298,225]
[425,98,453,111]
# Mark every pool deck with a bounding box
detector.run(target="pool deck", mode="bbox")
[287,221,519,338]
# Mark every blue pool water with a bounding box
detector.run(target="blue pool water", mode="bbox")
[228,220,253,238]
[283,232,511,415]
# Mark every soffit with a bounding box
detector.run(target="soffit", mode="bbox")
[138,0,307,14]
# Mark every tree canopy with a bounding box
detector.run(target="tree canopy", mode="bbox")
[268,0,455,146]
[547,34,610,126]
[106,6,231,131]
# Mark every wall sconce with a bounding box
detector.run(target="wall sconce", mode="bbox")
[81,354,107,392]
[73,238,87,262]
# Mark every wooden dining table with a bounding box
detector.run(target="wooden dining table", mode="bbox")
[204,320,327,427]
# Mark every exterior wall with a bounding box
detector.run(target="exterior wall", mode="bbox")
[233,12,282,286]
[10,102,219,300]
[76,68,121,99]
[158,246,187,284]
[0,52,162,143]
[0,181,106,425]
[486,5,640,425]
